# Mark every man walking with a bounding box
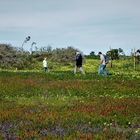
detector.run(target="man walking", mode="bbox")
[98,52,107,76]
[74,51,85,75]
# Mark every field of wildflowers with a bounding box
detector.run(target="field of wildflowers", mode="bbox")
[0,57,140,140]
[0,69,140,139]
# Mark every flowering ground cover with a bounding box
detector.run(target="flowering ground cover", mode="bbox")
[0,71,140,139]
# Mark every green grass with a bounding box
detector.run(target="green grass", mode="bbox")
[0,59,140,139]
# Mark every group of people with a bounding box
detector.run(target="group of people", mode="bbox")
[43,51,108,76]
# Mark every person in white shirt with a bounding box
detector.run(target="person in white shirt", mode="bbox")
[98,52,107,75]
[43,58,48,72]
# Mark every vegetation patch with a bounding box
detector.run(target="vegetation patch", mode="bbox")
[0,71,140,139]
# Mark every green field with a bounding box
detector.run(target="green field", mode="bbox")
[0,59,140,139]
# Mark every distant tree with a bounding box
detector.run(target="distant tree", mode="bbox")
[118,48,125,56]
[30,42,36,54]
[107,49,119,60]
[106,48,119,68]
[136,49,140,54]
[21,36,31,51]
[90,51,95,56]
[85,51,98,59]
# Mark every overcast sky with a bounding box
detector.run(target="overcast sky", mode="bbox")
[0,0,140,54]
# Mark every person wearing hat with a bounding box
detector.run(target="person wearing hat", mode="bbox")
[74,51,85,75]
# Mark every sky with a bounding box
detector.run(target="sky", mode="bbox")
[0,0,140,55]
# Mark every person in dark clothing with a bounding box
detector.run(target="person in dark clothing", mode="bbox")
[76,53,82,67]
[74,52,85,75]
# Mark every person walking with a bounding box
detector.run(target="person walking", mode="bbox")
[43,57,48,72]
[98,52,107,76]
[74,51,85,75]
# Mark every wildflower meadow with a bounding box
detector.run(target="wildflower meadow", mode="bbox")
[0,65,140,139]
